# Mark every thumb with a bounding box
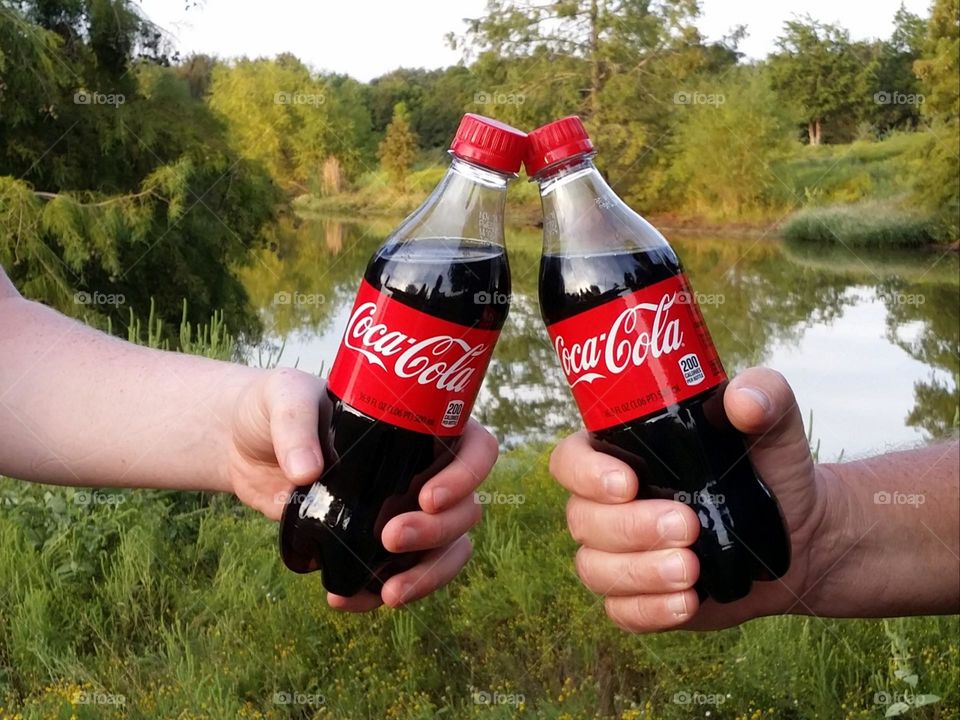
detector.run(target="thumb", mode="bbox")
[724,367,813,479]
[261,369,325,486]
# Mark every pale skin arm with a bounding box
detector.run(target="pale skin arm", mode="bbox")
[0,270,497,611]
[551,367,959,632]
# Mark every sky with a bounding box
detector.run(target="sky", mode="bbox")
[138,0,933,82]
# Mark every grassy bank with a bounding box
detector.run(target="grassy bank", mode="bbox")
[1,441,957,720]
[305,132,950,247]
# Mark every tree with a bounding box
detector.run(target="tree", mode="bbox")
[769,17,868,144]
[0,2,277,340]
[912,0,959,240]
[378,102,418,186]
[452,0,733,207]
[668,67,793,216]
[860,5,927,134]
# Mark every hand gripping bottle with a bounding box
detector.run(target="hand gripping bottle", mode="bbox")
[280,114,526,596]
[528,116,790,602]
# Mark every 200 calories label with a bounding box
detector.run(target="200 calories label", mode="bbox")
[327,279,499,436]
[546,273,726,432]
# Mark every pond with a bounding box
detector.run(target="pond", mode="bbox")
[241,216,959,463]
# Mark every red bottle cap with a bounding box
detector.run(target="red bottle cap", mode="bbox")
[524,115,595,177]
[449,114,527,175]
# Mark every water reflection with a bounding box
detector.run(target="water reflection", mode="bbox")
[240,217,959,460]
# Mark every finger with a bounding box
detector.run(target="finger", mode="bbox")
[419,420,499,513]
[549,431,638,503]
[575,547,699,596]
[566,496,699,552]
[381,535,473,608]
[604,590,700,633]
[327,591,383,613]
[725,368,813,478]
[262,369,326,485]
[382,494,483,553]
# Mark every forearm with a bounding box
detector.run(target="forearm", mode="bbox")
[806,442,960,617]
[0,296,259,492]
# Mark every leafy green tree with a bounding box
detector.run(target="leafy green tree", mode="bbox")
[453,0,731,208]
[0,1,276,339]
[378,102,418,185]
[668,68,794,216]
[912,0,959,240]
[769,17,868,144]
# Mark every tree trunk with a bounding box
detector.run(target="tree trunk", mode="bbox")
[808,119,822,146]
[588,0,601,118]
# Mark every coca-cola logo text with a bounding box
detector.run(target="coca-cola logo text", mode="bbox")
[555,292,683,386]
[343,302,488,393]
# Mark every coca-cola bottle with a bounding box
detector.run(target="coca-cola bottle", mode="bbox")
[280,114,526,595]
[528,116,790,603]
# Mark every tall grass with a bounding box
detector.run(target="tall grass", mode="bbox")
[782,201,937,248]
[1,443,957,719]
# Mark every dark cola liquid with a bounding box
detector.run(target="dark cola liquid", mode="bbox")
[540,247,789,603]
[280,238,510,596]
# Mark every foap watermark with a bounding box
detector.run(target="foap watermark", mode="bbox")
[874,490,925,508]
[677,290,725,307]
[873,690,940,709]
[474,90,525,106]
[74,89,125,107]
[74,290,125,307]
[674,489,726,505]
[672,690,728,706]
[474,290,511,305]
[75,490,125,508]
[78,691,126,706]
[475,491,525,506]
[874,91,924,106]
[273,691,325,706]
[879,290,925,306]
[674,90,725,106]
[471,688,525,706]
[274,91,326,107]
[274,291,326,306]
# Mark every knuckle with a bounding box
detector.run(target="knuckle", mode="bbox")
[622,556,652,590]
[615,505,649,548]
[481,429,500,459]
[574,546,594,586]
[548,443,563,478]
[566,498,587,544]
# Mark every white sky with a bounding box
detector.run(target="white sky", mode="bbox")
[138,0,933,82]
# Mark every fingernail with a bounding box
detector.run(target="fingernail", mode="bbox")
[659,553,687,584]
[432,487,451,510]
[738,386,771,413]
[400,526,419,548]
[285,447,319,477]
[601,470,630,499]
[667,592,689,618]
[657,510,688,542]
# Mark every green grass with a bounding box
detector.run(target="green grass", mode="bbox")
[1,443,957,720]
[771,132,927,207]
[782,200,937,247]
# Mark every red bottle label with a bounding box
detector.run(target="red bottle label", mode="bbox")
[546,273,726,432]
[327,279,500,436]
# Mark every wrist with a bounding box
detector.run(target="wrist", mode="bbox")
[794,462,868,617]
[209,362,263,495]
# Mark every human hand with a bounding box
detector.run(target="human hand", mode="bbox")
[222,368,498,611]
[551,367,830,631]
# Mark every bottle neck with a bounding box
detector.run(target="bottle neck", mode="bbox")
[390,155,511,248]
[533,153,670,257]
